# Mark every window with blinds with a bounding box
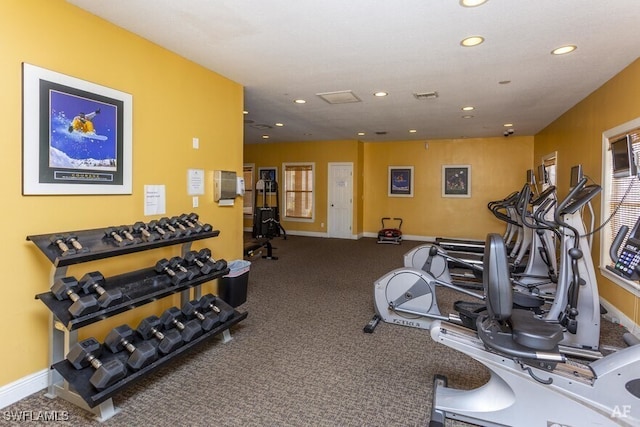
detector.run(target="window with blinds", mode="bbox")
[600,121,640,295]
[608,129,640,249]
[243,165,254,216]
[283,163,314,220]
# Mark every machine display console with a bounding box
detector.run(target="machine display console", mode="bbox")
[613,217,640,280]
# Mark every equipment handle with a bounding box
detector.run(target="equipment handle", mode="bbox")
[610,225,629,263]
[554,177,588,228]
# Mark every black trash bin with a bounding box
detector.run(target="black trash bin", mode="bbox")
[219,260,250,308]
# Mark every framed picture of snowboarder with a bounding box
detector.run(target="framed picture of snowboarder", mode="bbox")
[22,63,132,195]
[442,165,471,198]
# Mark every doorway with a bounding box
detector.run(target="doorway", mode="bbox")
[327,162,353,238]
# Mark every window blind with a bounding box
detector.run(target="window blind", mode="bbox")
[284,164,313,219]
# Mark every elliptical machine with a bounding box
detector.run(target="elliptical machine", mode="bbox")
[405,184,558,290]
[371,246,485,330]
[375,178,604,357]
[370,244,542,332]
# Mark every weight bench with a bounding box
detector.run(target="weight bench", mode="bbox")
[244,239,277,260]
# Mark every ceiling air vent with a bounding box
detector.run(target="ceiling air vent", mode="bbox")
[250,124,273,130]
[316,90,362,104]
[413,91,439,100]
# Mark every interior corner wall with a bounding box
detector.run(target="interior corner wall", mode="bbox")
[356,140,365,235]
[534,57,640,327]
[243,140,361,235]
[1,0,243,388]
[362,137,534,239]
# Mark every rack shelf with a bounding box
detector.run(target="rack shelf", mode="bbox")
[27,227,220,268]
[36,266,229,330]
[51,308,247,408]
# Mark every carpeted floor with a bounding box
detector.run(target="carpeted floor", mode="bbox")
[3,235,629,426]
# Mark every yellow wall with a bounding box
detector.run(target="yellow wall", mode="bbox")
[244,140,362,234]
[534,58,640,326]
[363,137,533,239]
[1,0,243,387]
[245,136,533,240]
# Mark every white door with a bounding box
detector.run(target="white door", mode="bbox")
[328,163,353,238]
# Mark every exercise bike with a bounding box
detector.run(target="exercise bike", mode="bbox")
[429,233,640,427]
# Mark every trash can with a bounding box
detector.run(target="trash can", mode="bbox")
[219,260,251,308]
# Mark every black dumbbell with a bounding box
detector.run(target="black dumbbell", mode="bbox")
[104,227,132,246]
[132,221,160,242]
[184,250,215,274]
[169,216,192,236]
[67,338,128,390]
[200,294,234,323]
[178,214,203,233]
[50,277,99,317]
[158,217,182,238]
[64,234,88,253]
[49,234,75,256]
[187,213,213,232]
[136,315,183,355]
[147,220,171,239]
[104,325,158,370]
[79,271,122,308]
[155,258,188,285]
[182,300,219,331]
[117,226,141,244]
[197,248,228,271]
[160,307,203,342]
[168,256,198,280]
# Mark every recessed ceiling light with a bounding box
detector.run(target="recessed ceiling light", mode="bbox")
[275,123,284,127]
[462,106,475,111]
[294,99,306,104]
[503,123,513,127]
[409,129,417,133]
[462,115,474,119]
[243,110,248,115]
[262,135,269,139]
[551,45,577,55]
[357,132,365,136]
[461,36,484,47]
[460,0,488,7]
[374,91,388,97]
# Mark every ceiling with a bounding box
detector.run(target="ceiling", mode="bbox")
[67,0,640,144]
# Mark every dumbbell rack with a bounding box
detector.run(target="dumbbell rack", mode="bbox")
[27,226,248,421]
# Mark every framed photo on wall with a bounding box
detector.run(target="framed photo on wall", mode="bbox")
[258,167,278,193]
[22,63,132,195]
[442,165,471,198]
[388,166,414,197]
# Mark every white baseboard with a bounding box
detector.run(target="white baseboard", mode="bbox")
[284,230,327,238]
[600,297,640,338]
[0,369,48,410]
